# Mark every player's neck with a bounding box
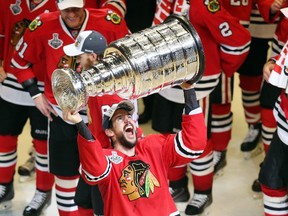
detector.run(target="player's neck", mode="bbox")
[65,11,87,39]
[115,145,135,157]
[29,0,44,10]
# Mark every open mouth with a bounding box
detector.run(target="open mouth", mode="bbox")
[124,124,135,137]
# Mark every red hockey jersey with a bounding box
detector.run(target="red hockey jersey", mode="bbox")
[0,0,57,72]
[78,110,207,215]
[190,0,251,78]
[220,0,253,27]
[220,0,275,28]
[271,16,288,57]
[0,0,57,106]
[150,0,251,102]
[0,0,101,106]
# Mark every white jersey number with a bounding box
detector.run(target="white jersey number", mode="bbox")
[230,0,248,6]
[15,37,28,59]
[219,22,232,37]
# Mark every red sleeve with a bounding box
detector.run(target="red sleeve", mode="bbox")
[161,110,207,167]
[271,17,288,57]
[78,134,110,184]
[84,0,98,8]
[11,44,37,83]
[181,111,207,154]
[10,15,47,83]
[202,1,251,76]
[257,0,282,23]
[0,1,4,61]
[99,0,127,18]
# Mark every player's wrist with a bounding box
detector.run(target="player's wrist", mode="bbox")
[21,78,41,98]
[184,88,199,114]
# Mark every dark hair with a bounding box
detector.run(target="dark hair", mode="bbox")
[110,137,115,148]
[107,120,112,129]
[97,54,104,60]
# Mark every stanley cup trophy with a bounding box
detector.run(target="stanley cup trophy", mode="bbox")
[52,14,205,112]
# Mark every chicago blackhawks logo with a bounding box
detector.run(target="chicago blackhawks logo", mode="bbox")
[29,17,42,31]
[106,10,121,25]
[57,55,77,70]
[10,19,31,47]
[119,160,160,201]
[204,0,221,13]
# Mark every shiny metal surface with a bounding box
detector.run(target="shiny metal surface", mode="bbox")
[52,14,205,112]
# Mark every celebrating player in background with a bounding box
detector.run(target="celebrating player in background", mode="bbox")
[0,1,57,215]
[10,0,129,215]
[150,0,251,215]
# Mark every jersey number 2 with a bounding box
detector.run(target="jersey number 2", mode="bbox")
[219,22,232,37]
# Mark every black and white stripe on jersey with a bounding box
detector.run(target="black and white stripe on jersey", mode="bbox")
[175,131,203,159]
[275,100,288,132]
[271,35,285,57]
[104,0,126,17]
[220,41,250,56]
[195,74,220,100]
[2,73,44,93]
[83,157,112,183]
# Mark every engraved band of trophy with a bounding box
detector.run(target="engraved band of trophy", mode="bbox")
[52,14,205,112]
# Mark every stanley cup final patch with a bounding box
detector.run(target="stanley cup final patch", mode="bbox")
[10,0,22,15]
[108,151,123,164]
[48,33,63,49]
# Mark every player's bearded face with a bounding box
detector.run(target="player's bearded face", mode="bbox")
[111,110,137,149]
[60,7,85,29]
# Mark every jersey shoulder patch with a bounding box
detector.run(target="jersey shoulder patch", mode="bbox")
[28,16,42,32]
[204,0,221,13]
[105,10,122,25]
[28,11,58,32]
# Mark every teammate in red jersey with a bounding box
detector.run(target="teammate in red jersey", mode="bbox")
[150,0,251,214]
[16,0,127,166]
[10,0,129,215]
[0,1,58,215]
[210,0,278,165]
[62,81,207,216]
